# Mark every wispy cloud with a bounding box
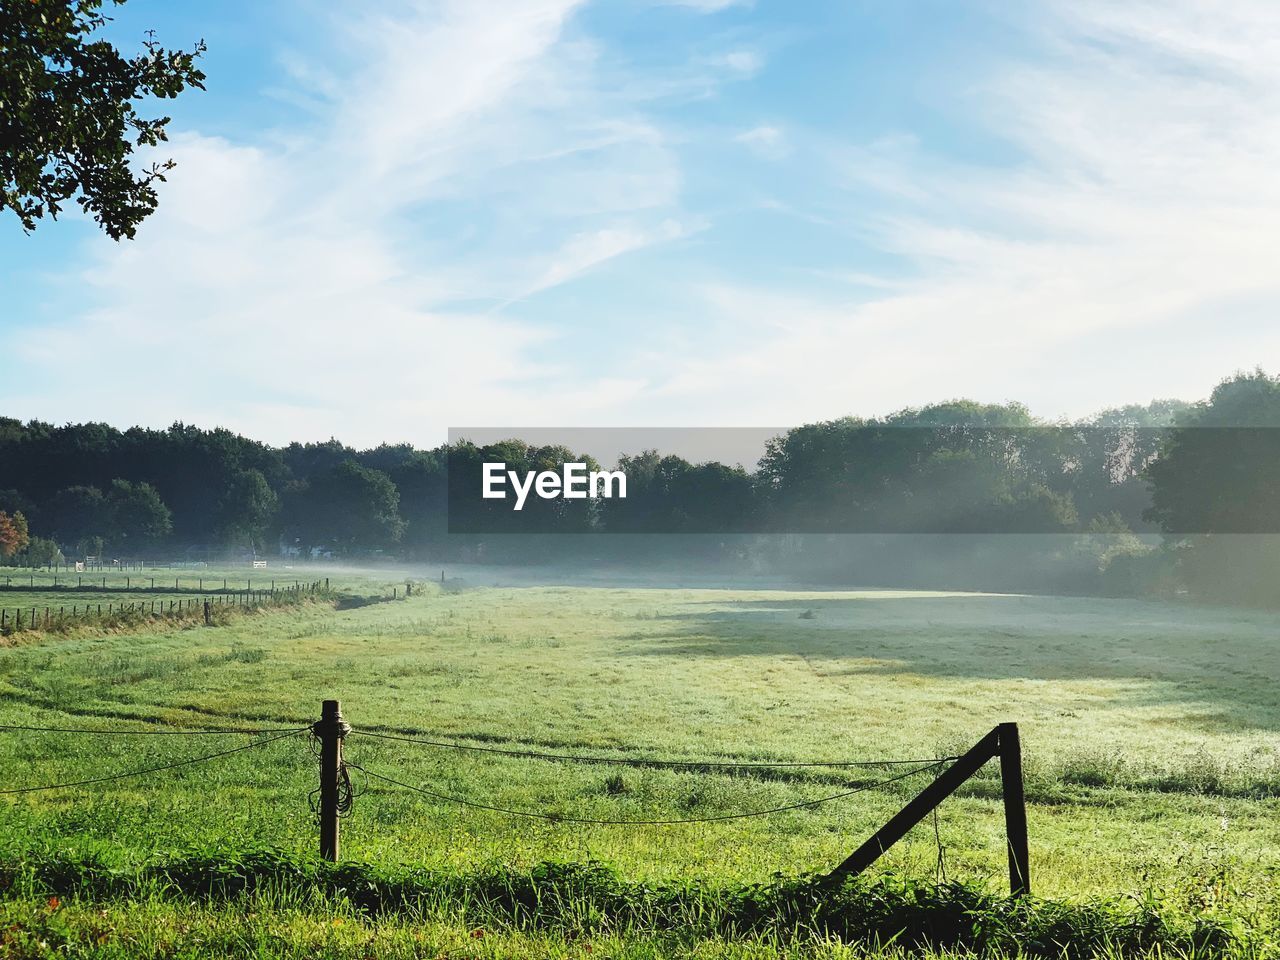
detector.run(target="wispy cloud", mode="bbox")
[657,0,749,12]
[711,49,763,74]
[530,219,693,293]
[4,0,710,445]
[622,0,1280,424]
[6,0,1279,443]
[734,124,787,158]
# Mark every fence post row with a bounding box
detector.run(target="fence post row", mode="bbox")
[0,577,330,633]
[314,699,351,862]
[823,722,1029,896]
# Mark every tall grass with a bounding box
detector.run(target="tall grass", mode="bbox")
[0,849,1254,958]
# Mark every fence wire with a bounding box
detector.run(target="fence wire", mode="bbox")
[0,719,960,837]
[0,728,308,796]
[0,722,305,736]
[347,758,952,826]
[351,729,952,770]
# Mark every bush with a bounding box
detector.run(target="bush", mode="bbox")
[17,536,63,568]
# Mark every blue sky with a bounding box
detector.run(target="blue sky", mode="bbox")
[2,0,1278,447]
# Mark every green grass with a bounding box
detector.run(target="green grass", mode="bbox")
[0,578,1277,956]
[0,852,1254,959]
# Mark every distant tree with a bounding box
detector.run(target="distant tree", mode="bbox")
[1145,370,1280,535]
[387,450,448,552]
[1,0,206,238]
[20,536,63,567]
[76,535,105,559]
[1139,370,1280,605]
[0,488,35,519]
[283,439,356,482]
[882,400,1038,428]
[215,468,278,551]
[105,478,172,550]
[0,510,30,557]
[602,451,755,534]
[135,423,290,545]
[284,461,404,554]
[757,403,1077,533]
[45,484,107,546]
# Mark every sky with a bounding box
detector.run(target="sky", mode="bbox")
[2,0,1279,448]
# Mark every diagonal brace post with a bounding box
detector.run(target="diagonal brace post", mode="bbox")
[823,723,1029,896]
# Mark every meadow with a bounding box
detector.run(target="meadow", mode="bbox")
[0,569,1277,958]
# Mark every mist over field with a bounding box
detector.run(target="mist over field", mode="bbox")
[8,368,1280,606]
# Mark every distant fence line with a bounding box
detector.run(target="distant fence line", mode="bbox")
[1,574,332,595]
[0,580,329,635]
[5,557,355,576]
[10,560,251,574]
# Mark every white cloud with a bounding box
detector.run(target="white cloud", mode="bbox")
[657,0,748,12]
[3,0,700,446]
[530,219,693,293]
[734,124,788,158]
[715,50,762,74]
[618,0,1280,424]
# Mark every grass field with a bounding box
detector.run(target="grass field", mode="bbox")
[0,572,1277,957]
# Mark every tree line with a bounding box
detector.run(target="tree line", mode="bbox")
[1,370,1277,603]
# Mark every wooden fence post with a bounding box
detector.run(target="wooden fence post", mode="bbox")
[314,699,351,862]
[203,600,212,626]
[998,722,1030,896]
[823,724,1031,897]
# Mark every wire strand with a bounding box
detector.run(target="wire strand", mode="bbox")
[0,722,304,736]
[0,728,308,796]
[351,730,952,770]
[350,758,950,826]
[932,805,948,884]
